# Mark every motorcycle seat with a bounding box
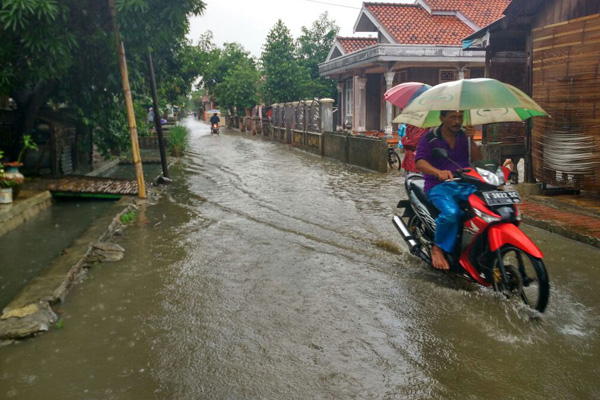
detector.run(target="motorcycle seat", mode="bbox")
[408,177,440,218]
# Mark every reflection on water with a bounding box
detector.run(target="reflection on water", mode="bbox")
[1,118,599,399]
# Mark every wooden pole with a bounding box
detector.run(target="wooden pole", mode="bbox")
[108,0,146,199]
[147,49,170,180]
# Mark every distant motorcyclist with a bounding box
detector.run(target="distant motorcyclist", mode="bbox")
[415,110,481,270]
[210,112,220,125]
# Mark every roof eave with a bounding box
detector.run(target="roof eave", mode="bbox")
[463,16,505,42]
[353,7,397,45]
[326,41,346,62]
[319,44,486,77]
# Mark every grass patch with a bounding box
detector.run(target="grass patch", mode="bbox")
[120,210,137,224]
[167,125,190,157]
[373,240,402,254]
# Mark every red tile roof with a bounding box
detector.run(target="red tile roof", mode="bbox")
[366,4,475,45]
[338,37,378,53]
[423,0,511,28]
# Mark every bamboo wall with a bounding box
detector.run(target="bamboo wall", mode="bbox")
[531,12,600,190]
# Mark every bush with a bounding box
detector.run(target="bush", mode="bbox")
[167,125,189,157]
[120,210,137,224]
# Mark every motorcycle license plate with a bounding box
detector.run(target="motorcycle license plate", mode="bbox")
[483,190,521,206]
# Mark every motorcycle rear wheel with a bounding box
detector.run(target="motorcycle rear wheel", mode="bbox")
[493,246,549,313]
[388,151,400,170]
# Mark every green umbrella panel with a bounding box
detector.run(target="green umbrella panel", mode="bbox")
[392,78,548,127]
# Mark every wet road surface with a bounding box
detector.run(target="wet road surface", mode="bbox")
[1,117,599,399]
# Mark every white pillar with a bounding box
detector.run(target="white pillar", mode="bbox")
[384,71,395,136]
[356,77,367,133]
[337,82,344,131]
[320,98,334,133]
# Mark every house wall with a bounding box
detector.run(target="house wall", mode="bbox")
[470,67,485,78]
[531,0,600,28]
[530,5,600,190]
[485,57,528,145]
[366,74,381,131]
[407,68,439,86]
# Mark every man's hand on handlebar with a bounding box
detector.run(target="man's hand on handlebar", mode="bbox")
[435,170,454,181]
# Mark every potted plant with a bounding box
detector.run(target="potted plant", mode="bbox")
[2,135,38,200]
[0,151,14,204]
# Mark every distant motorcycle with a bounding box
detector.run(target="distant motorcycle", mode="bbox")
[393,148,549,312]
[211,123,219,135]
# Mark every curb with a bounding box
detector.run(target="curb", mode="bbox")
[521,215,600,249]
[520,197,600,249]
[0,191,53,237]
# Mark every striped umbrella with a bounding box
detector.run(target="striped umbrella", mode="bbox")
[392,78,548,127]
[384,82,431,109]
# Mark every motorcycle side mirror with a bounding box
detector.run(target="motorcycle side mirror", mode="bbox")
[432,148,449,159]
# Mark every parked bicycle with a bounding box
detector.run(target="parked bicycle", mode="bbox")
[388,147,401,170]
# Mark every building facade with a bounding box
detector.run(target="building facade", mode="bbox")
[319,0,510,134]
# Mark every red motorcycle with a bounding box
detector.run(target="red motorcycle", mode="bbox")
[393,148,549,312]
[211,123,219,134]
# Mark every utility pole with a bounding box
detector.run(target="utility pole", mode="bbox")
[108,0,146,199]
[147,49,170,183]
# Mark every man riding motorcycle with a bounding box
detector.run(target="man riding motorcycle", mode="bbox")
[210,112,220,134]
[415,110,481,270]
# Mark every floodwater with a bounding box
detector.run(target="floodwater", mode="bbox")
[0,199,114,309]
[1,117,599,399]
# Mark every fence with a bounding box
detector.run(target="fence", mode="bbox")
[225,99,388,173]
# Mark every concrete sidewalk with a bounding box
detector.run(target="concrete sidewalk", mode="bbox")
[519,192,600,248]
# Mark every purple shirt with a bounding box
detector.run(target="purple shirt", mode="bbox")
[415,126,469,193]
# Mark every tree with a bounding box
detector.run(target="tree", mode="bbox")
[297,12,340,100]
[260,20,309,105]
[216,64,260,115]
[0,0,205,158]
[204,42,255,98]
[0,0,79,148]
[210,43,258,114]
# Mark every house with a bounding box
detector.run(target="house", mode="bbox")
[319,0,510,134]
[464,0,600,190]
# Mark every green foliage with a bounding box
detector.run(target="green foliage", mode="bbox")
[120,209,137,224]
[0,150,8,188]
[16,135,38,164]
[204,43,259,114]
[134,99,151,136]
[0,0,206,158]
[216,65,260,114]
[0,179,16,188]
[86,96,131,159]
[204,42,255,97]
[0,0,77,92]
[297,12,340,100]
[55,318,64,330]
[260,20,310,105]
[167,125,189,157]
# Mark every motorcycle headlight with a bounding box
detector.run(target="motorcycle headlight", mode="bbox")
[476,167,505,186]
[473,207,502,223]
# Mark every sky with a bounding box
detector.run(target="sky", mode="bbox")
[187,0,412,58]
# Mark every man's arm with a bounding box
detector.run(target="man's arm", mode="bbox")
[416,159,454,181]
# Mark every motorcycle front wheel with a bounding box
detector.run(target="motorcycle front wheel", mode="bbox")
[493,246,550,313]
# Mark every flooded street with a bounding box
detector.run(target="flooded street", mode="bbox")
[1,117,600,399]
